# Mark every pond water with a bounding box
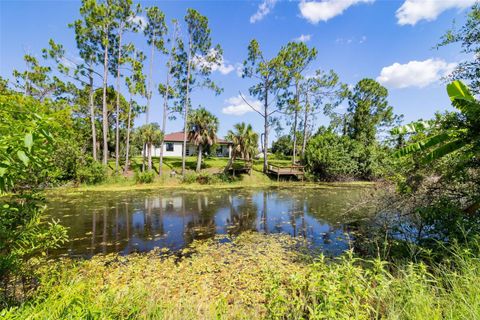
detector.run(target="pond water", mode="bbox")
[46,186,374,257]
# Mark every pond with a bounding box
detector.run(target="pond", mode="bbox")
[46,186,375,257]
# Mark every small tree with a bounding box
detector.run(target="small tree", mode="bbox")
[241,39,286,173]
[124,48,146,173]
[173,9,223,178]
[347,78,396,146]
[158,20,180,177]
[276,41,317,164]
[187,108,219,172]
[137,123,163,172]
[224,123,259,173]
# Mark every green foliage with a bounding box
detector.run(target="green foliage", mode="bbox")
[272,135,294,156]
[134,170,155,184]
[0,92,80,191]
[347,78,398,146]
[437,3,480,94]
[182,172,232,185]
[0,195,68,305]
[228,122,258,159]
[304,132,359,181]
[3,233,480,319]
[392,81,479,164]
[76,161,107,185]
[305,130,391,181]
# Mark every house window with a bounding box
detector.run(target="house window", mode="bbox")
[166,143,174,152]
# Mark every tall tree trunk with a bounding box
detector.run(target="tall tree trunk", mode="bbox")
[159,30,176,177]
[124,98,132,174]
[224,154,236,173]
[292,109,298,164]
[88,66,97,162]
[301,94,309,159]
[102,36,109,165]
[146,42,154,125]
[263,82,269,173]
[159,84,168,176]
[292,82,299,165]
[182,37,192,179]
[196,144,203,172]
[142,143,146,172]
[148,142,152,170]
[147,142,152,171]
[145,41,155,172]
[115,30,123,172]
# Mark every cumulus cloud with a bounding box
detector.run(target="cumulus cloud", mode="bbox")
[250,0,278,23]
[396,0,476,25]
[128,15,147,30]
[222,95,262,116]
[294,34,312,42]
[377,58,457,88]
[299,0,374,24]
[193,48,235,75]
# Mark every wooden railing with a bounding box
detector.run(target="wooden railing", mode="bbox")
[268,164,305,174]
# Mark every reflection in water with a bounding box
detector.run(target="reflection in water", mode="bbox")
[47,187,373,257]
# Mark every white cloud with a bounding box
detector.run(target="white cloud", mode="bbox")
[335,35,366,45]
[235,63,244,77]
[128,15,147,30]
[222,95,262,116]
[299,0,374,24]
[250,0,278,23]
[294,34,312,42]
[60,57,76,69]
[396,0,476,25]
[193,48,235,75]
[377,58,457,88]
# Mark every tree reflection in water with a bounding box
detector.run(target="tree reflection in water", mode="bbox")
[47,187,374,257]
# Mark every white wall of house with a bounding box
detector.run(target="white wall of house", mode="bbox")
[145,142,231,158]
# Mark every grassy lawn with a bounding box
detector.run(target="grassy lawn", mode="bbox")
[47,155,374,194]
[109,155,294,175]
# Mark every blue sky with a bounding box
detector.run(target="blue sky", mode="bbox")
[0,0,475,142]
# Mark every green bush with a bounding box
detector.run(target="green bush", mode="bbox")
[304,131,392,181]
[134,170,156,184]
[0,195,68,307]
[76,162,107,185]
[304,132,359,181]
[182,172,232,185]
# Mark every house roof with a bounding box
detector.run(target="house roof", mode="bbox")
[164,131,230,144]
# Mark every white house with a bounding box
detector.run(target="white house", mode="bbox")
[147,131,232,158]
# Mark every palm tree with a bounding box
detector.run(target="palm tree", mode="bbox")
[187,108,219,172]
[224,123,259,173]
[137,123,163,171]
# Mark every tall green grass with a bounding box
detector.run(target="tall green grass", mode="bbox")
[2,233,479,319]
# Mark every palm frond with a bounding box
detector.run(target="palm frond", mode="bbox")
[423,139,467,163]
[393,132,451,158]
[391,120,433,135]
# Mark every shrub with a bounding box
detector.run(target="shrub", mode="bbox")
[134,170,155,184]
[182,172,232,185]
[304,132,359,181]
[76,162,107,185]
[0,195,68,306]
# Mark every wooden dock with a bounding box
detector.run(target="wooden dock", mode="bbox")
[267,164,305,181]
